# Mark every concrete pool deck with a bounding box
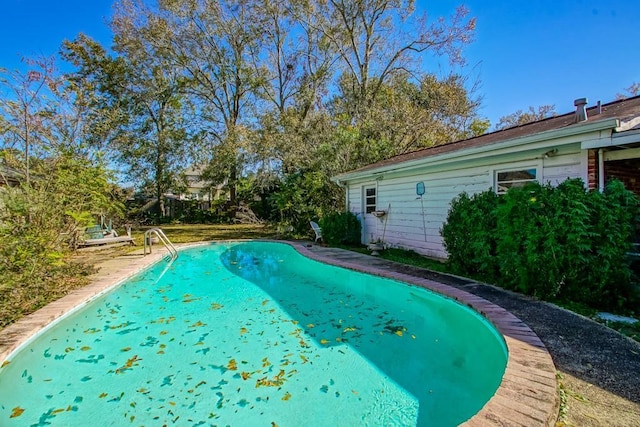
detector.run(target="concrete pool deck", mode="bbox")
[0,241,559,425]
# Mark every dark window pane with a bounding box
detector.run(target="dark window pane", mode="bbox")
[497,169,536,182]
[366,188,376,197]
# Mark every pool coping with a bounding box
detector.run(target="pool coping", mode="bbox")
[0,240,558,426]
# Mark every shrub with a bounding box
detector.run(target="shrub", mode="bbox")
[441,190,499,281]
[442,178,638,310]
[319,211,361,245]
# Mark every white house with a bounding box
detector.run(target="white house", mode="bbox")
[332,96,640,258]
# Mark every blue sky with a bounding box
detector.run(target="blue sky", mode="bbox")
[1,0,638,126]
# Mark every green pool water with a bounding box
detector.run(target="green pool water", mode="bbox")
[0,242,507,426]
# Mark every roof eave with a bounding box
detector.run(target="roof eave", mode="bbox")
[332,118,620,183]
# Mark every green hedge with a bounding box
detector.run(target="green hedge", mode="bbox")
[441,179,638,309]
[319,211,361,245]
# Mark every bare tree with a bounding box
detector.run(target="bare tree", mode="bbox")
[616,82,640,100]
[495,104,556,131]
[312,0,476,114]
[0,57,58,185]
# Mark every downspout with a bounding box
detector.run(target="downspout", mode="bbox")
[598,148,605,192]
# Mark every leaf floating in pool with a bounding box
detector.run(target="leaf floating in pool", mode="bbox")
[240,327,248,335]
[307,323,315,328]
[190,321,207,328]
[262,300,269,306]
[99,392,108,398]
[109,321,132,330]
[300,355,308,364]
[159,330,168,336]
[1,360,10,368]
[411,334,416,339]
[241,372,251,380]
[115,355,142,374]
[272,422,279,427]
[282,392,291,401]
[83,327,100,334]
[227,359,238,371]
[108,392,125,402]
[121,347,131,352]
[9,407,25,418]
[384,325,407,336]
[255,370,287,388]
[65,347,75,353]
[343,327,357,333]
[320,339,329,345]
[262,357,271,367]
[80,346,91,351]
[210,303,223,310]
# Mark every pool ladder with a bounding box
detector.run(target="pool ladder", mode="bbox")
[143,228,178,260]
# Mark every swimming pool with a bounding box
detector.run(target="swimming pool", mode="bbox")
[0,242,507,426]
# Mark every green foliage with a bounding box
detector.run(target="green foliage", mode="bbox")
[442,178,639,310]
[441,190,499,281]
[0,153,123,326]
[319,211,361,245]
[269,171,343,234]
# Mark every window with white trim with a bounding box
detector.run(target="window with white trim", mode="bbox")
[494,168,537,194]
[364,186,376,213]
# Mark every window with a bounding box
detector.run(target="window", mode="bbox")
[364,186,376,213]
[495,168,537,194]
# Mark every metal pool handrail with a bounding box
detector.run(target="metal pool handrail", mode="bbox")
[143,228,178,260]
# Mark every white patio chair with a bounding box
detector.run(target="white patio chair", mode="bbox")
[310,221,322,242]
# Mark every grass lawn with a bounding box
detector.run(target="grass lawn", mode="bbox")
[134,223,279,244]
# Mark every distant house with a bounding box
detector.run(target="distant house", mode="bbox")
[174,166,224,204]
[162,166,228,218]
[333,96,640,258]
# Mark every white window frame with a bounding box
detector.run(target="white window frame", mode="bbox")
[492,161,541,195]
[363,185,377,214]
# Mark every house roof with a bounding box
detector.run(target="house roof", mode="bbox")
[334,95,640,181]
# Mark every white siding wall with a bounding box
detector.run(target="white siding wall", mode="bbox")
[345,142,586,258]
[541,145,584,185]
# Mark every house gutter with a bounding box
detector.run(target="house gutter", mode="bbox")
[333,118,620,183]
